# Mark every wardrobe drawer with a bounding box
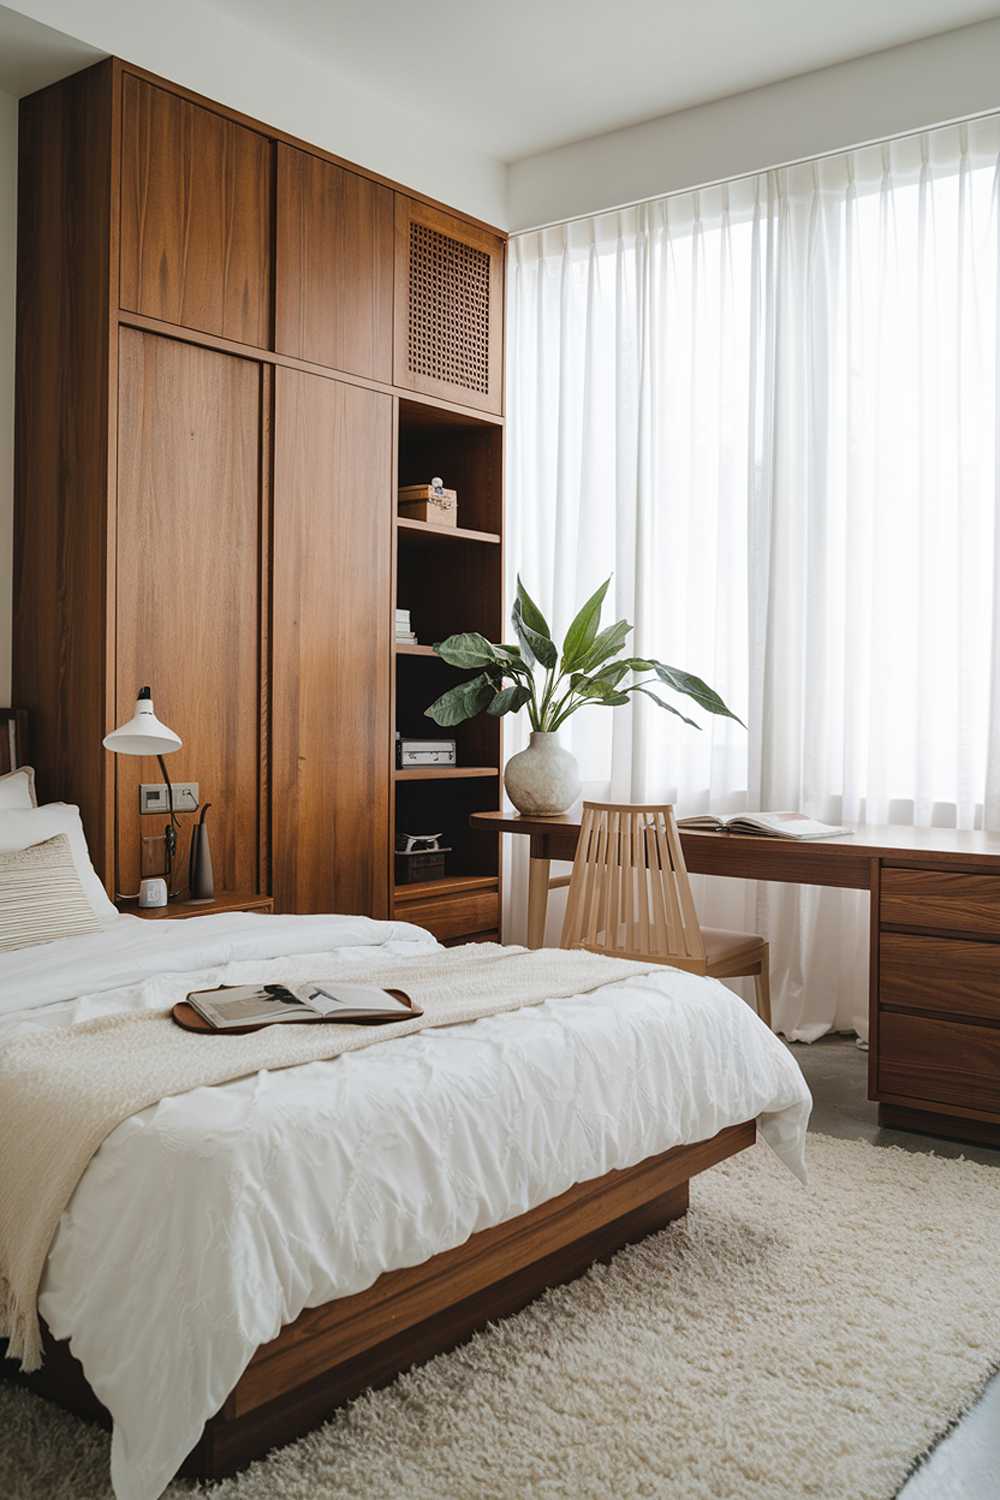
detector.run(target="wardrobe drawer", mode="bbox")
[880,868,1000,936]
[397,890,499,943]
[878,1011,1000,1113]
[880,932,1000,1022]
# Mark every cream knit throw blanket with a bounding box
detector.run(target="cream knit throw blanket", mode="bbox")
[0,943,663,1370]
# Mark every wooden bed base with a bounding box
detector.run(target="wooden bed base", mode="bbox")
[4,1120,754,1480]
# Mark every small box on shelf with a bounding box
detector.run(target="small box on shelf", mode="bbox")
[398,478,457,527]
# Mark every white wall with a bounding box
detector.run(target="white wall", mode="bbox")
[508,17,1000,229]
[0,89,14,706]
[1,0,507,225]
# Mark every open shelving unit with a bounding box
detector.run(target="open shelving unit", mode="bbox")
[391,399,504,944]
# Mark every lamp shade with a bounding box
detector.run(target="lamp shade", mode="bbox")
[103,687,182,756]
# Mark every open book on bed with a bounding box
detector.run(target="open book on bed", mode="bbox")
[676,811,851,841]
[186,982,417,1030]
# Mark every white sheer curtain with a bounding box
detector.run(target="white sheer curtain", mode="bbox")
[505,117,1000,1041]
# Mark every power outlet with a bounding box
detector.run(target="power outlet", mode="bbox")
[139,782,200,815]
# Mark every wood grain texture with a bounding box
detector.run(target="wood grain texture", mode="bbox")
[880,867,1000,937]
[275,144,392,380]
[13,60,117,882]
[878,1011,1000,1113]
[880,930,1000,1023]
[394,197,504,415]
[392,887,499,941]
[271,370,392,916]
[115,330,264,898]
[120,74,272,347]
[0,709,29,775]
[116,59,506,240]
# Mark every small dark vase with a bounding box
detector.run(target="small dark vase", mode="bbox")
[189,803,215,901]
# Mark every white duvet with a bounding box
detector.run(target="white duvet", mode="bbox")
[0,913,811,1500]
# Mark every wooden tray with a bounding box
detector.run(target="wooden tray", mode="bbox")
[171,990,419,1035]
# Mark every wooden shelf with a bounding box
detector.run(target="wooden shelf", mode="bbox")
[396,517,501,546]
[394,873,499,902]
[394,765,499,782]
[394,642,437,656]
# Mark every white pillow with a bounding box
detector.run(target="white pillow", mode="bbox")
[0,833,100,951]
[0,803,119,925]
[0,765,37,810]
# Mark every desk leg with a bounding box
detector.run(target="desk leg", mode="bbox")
[527,856,551,949]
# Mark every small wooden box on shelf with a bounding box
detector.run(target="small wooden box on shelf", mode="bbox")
[392,400,504,945]
[119,893,275,920]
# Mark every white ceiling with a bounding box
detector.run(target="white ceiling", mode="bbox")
[206,0,1000,160]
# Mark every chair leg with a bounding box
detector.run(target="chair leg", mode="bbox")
[752,946,772,1030]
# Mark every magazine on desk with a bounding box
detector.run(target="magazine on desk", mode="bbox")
[677,811,851,841]
[186,982,417,1030]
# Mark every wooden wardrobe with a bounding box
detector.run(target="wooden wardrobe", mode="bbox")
[14,58,506,939]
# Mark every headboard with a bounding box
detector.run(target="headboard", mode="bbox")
[0,708,28,776]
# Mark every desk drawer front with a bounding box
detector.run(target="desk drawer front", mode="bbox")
[878,1011,1000,1112]
[880,932,1000,1022]
[396,890,499,942]
[880,868,1000,936]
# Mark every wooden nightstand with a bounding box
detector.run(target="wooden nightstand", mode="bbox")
[119,892,275,920]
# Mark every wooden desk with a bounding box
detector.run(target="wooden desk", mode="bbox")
[471,809,1000,1149]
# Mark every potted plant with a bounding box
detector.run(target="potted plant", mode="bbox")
[425,577,743,816]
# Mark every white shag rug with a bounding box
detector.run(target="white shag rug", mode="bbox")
[3,1132,999,1500]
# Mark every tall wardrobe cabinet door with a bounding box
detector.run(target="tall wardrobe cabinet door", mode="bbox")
[394,196,504,415]
[120,75,273,346]
[276,145,393,381]
[116,330,264,899]
[272,371,392,916]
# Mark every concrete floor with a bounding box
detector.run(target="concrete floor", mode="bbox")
[791,1036,1000,1499]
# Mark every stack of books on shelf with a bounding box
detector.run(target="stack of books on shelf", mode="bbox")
[395,608,418,646]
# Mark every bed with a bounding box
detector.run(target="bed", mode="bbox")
[0,785,811,1500]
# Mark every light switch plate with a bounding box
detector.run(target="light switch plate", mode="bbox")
[139,782,199,815]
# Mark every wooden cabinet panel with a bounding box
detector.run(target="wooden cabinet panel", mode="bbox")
[116,329,263,898]
[394,197,504,414]
[880,932,1000,1022]
[121,74,272,346]
[272,370,392,916]
[393,890,499,942]
[276,145,393,381]
[881,867,1000,936]
[878,1011,1000,1113]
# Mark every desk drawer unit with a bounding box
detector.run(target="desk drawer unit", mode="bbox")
[880,867,1000,937]
[876,864,1000,1140]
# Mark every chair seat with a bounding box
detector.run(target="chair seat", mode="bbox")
[700,927,766,963]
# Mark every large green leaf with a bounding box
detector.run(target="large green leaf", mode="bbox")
[487,683,532,717]
[515,577,553,641]
[578,618,633,673]
[652,663,745,726]
[631,685,702,730]
[512,598,557,670]
[424,673,495,726]
[433,632,499,670]
[560,576,611,673]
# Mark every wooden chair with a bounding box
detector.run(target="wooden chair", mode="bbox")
[560,801,772,1028]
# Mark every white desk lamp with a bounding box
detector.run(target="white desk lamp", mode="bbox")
[103,686,182,905]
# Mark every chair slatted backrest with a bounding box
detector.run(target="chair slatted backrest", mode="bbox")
[561,801,706,962]
[0,709,27,777]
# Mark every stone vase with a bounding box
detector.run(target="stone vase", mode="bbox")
[504,731,581,816]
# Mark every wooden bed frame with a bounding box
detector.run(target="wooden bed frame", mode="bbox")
[1,696,756,1478]
[6,1122,754,1479]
